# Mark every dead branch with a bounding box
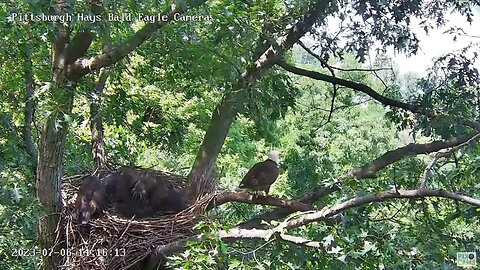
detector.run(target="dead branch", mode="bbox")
[224,188,480,242]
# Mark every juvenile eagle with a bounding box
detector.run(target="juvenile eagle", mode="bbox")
[75,175,105,224]
[239,150,280,195]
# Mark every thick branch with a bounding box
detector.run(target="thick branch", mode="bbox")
[64,31,93,65]
[224,188,480,240]
[208,191,315,212]
[277,60,432,117]
[277,61,478,180]
[352,134,474,179]
[186,0,334,201]
[37,2,71,269]
[67,2,197,80]
[152,185,339,265]
[238,185,340,229]
[282,188,480,229]
[155,188,480,256]
[419,132,480,188]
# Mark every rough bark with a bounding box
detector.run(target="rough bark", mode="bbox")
[90,68,110,170]
[22,41,37,167]
[36,92,74,270]
[186,88,243,200]
[36,2,72,268]
[186,0,334,201]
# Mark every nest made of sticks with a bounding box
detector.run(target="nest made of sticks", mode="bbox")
[58,167,214,270]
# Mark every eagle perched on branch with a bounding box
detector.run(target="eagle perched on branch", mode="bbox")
[238,150,280,195]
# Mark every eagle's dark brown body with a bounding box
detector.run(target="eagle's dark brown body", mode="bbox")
[75,175,106,224]
[103,169,187,218]
[239,159,279,194]
[132,174,187,214]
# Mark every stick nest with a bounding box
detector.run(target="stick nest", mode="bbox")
[57,168,213,270]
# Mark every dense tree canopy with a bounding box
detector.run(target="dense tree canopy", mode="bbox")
[0,0,479,269]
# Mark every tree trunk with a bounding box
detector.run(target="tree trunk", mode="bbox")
[36,2,72,267]
[185,0,333,201]
[186,58,276,201]
[22,41,37,168]
[186,88,241,201]
[36,88,74,270]
[90,68,110,170]
[185,62,279,201]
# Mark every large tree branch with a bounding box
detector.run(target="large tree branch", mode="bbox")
[419,132,480,188]
[234,189,480,238]
[276,61,480,180]
[154,188,480,257]
[281,188,480,229]
[276,62,480,131]
[238,185,340,229]
[67,2,205,81]
[186,0,335,201]
[207,191,315,212]
[352,134,475,179]
[277,60,433,117]
[37,1,73,269]
[229,126,478,231]
[149,186,337,266]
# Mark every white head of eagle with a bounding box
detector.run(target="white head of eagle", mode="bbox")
[267,150,280,164]
[238,150,281,194]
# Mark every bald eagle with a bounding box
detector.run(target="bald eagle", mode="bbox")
[239,151,280,195]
